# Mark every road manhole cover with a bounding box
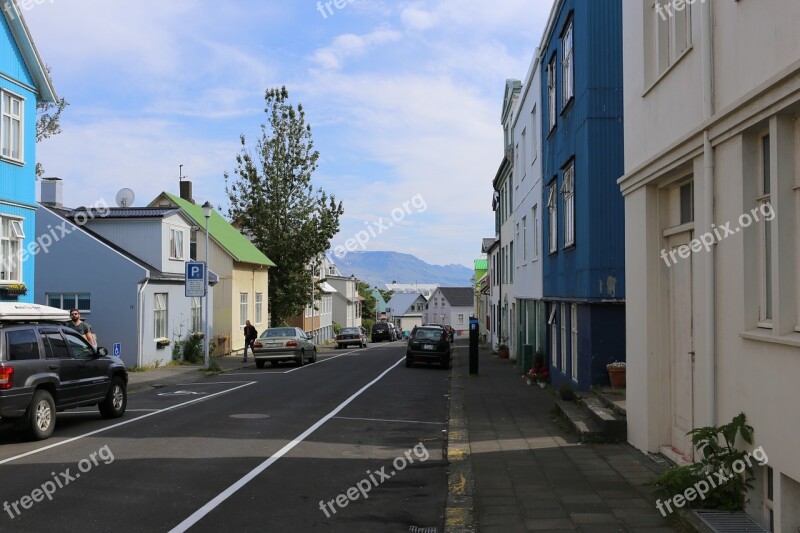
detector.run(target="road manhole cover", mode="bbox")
[230,414,270,419]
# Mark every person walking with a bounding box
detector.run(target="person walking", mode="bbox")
[242,320,258,362]
[66,308,96,348]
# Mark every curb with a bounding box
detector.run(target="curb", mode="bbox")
[444,355,476,532]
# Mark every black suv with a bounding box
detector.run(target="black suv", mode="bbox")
[371,322,392,342]
[0,310,128,440]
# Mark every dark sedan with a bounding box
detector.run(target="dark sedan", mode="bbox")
[335,327,367,349]
[405,326,451,369]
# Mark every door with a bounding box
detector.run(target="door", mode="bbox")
[63,329,109,401]
[40,329,82,406]
[667,232,695,461]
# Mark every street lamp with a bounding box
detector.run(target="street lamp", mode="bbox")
[202,201,212,369]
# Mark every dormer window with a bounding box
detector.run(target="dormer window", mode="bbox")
[170,228,184,260]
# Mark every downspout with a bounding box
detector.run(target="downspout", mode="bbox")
[701,0,716,427]
[137,276,149,368]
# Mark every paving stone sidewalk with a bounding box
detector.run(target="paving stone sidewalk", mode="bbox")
[446,340,679,533]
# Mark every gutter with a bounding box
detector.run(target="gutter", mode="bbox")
[137,276,150,368]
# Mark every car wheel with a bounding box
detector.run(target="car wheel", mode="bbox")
[256,360,265,369]
[270,361,279,367]
[337,343,343,349]
[296,350,305,366]
[99,376,127,419]
[28,389,55,440]
[310,348,317,363]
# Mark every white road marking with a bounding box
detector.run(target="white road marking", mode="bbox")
[169,357,405,532]
[332,416,445,426]
[0,382,256,466]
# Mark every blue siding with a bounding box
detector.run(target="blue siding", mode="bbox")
[540,0,625,389]
[0,14,36,87]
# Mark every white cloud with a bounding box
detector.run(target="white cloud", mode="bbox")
[310,28,402,70]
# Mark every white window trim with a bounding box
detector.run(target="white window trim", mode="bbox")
[240,292,248,327]
[154,293,168,339]
[758,134,772,328]
[563,161,575,247]
[0,215,24,283]
[532,205,539,261]
[562,20,574,107]
[522,216,528,262]
[1,90,24,163]
[560,304,567,370]
[255,292,263,325]
[548,182,558,253]
[170,228,185,260]
[548,56,557,131]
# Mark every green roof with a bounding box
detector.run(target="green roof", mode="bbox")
[165,193,276,267]
[474,258,488,271]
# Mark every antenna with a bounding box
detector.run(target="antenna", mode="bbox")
[115,188,135,208]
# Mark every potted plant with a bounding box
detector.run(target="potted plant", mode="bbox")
[606,360,626,388]
[156,337,170,349]
[496,334,510,359]
[558,382,576,401]
[526,366,549,388]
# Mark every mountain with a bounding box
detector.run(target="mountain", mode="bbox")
[331,251,474,288]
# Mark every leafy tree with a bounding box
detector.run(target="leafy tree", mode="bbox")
[35,67,68,178]
[225,86,343,326]
[358,282,377,320]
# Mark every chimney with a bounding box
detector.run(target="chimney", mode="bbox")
[41,177,63,208]
[179,180,194,204]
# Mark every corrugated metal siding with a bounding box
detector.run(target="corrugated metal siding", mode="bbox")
[0,14,35,87]
[0,202,35,301]
[83,219,165,270]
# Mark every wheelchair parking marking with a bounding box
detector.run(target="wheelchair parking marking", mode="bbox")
[0,381,256,466]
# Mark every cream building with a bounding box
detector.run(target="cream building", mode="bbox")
[621,1,800,529]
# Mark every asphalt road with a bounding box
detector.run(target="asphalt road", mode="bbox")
[0,340,451,532]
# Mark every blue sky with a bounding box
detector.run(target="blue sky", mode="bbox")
[23,0,553,268]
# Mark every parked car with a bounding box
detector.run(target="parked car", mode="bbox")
[0,303,128,440]
[252,327,317,368]
[371,322,392,342]
[388,323,400,341]
[335,326,367,349]
[406,326,451,369]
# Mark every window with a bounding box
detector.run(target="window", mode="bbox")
[549,304,558,370]
[516,222,520,261]
[560,304,567,370]
[47,293,91,313]
[520,128,527,180]
[509,241,514,283]
[154,293,168,338]
[532,206,539,261]
[571,304,578,381]
[6,329,40,361]
[651,0,691,80]
[191,297,202,333]
[255,292,263,324]
[457,314,464,325]
[0,216,23,282]
[1,91,23,161]
[548,182,558,253]
[170,228,184,260]
[64,331,94,359]
[759,135,772,325]
[547,55,557,130]
[562,161,575,247]
[680,182,694,224]
[41,330,70,359]
[531,106,538,163]
[522,216,528,261]
[562,20,574,106]
[240,292,248,327]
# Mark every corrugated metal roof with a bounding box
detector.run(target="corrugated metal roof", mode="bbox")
[474,258,488,270]
[69,207,180,218]
[164,193,276,268]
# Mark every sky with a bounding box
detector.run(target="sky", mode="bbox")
[22,0,554,269]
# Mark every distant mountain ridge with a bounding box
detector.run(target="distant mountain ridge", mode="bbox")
[330,251,474,289]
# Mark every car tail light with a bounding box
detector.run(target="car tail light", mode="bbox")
[0,365,13,390]
[253,342,263,348]
[286,341,297,347]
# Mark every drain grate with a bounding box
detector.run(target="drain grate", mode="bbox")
[694,510,767,532]
[408,527,436,533]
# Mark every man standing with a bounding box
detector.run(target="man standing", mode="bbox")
[66,308,96,347]
[243,320,258,363]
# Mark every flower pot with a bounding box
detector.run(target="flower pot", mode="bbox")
[525,378,532,386]
[607,366,626,388]
[498,346,509,359]
[537,382,546,389]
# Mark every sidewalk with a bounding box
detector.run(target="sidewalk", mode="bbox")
[445,340,679,533]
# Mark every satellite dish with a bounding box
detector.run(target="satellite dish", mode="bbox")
[116,188,135,208]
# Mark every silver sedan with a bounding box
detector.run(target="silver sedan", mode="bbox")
[252,327,317,368]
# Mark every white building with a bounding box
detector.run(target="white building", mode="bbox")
[620,1,800,529]
[325,262,362,329]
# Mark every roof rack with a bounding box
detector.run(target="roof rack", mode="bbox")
[0,303,70,322]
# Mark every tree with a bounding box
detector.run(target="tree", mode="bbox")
[225,86,343,326]
[358,282,377,320]
[35,66,68,178]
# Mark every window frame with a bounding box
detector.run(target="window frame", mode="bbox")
[239,292,248,327]
[47,292,92,313]
[255,292,263,325]
[191,296,202,334]
[547,55,557,131]
[560,303,567,370]
[170,228,185,260]
[758,134,772,328]
[562,160,576,248]
[570,304,578,381]
[548,181,558,254]
[154,293,168,339]
[561,18,574,108]
[0,215,24,283]
[1,90,24,163]
[522,215,528,262]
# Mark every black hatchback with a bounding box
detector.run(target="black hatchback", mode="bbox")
[0,304,128,440]
[406,326,451,369]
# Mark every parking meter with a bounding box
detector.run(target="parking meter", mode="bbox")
[469,317,479,375]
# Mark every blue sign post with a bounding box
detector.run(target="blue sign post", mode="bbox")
[185,261,206,297]
[113,343,121,357]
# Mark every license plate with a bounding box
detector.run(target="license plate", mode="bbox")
[423,344,435,350]
[268,342,282,347]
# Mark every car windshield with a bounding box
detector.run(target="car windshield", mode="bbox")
[261,328,296,338]
[413,329,443,341]
[341,328,360,334]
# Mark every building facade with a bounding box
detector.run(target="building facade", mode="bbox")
[621,1,800,528]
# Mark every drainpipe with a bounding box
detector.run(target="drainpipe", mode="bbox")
[137,276,150,368]
[701,0,716,427]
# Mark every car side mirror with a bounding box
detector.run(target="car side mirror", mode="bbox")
[96,346,109,356]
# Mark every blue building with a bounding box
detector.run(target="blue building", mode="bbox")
[540,0,625,390]
[0,2,57,302]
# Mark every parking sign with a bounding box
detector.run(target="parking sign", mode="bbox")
[185,261,207,297]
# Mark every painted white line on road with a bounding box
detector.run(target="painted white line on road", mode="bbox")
[169,357,406,533]
[0,382,256,466]
[332,416,445,426]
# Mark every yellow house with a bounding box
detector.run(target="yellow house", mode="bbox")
[150,189,275,355]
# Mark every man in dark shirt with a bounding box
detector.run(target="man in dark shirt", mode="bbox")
[243,320,258,362]
[66,308,96,347]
